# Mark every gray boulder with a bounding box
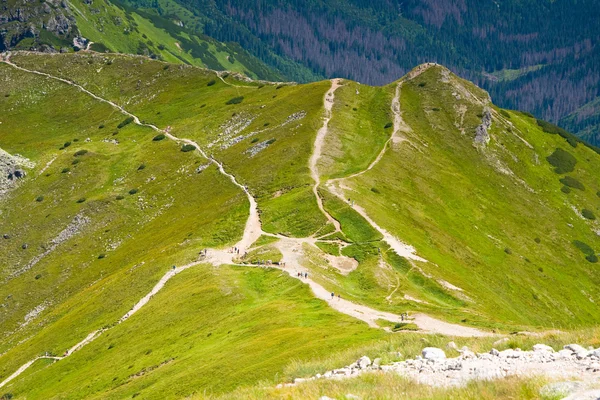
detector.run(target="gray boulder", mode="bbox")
[356,356,371,369]
[422,347,446,360]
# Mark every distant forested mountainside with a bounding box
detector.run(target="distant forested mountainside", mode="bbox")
[129,0,600,143]
[1,0,598,142]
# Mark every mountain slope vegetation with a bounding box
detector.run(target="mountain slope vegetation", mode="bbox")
[2,0,599,139]
[0,52,599,398]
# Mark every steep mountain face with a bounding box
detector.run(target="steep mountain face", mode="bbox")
[0,0,80,52]
[1,52,600,397]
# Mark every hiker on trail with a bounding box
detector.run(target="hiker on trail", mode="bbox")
[331,292,334,299]
[172,265,176,270]
[305,272,308,278]
[338,294,341,301]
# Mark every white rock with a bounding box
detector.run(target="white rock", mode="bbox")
[565,344,587,353]
[460,350,476,359]
[373,358,382,368]
[499,349,521,358]
[587,363,600,372]
[319,397,335,400]
[447,341,458,351]
[490,348,500,356]
[346,395,360,400]
[294,378,307,384]
[357,356,371,369]
[493,338,509,346]
[422,347,446,360]
[588,349,600,358]
[533,344,555,353]
[556,349,573,359]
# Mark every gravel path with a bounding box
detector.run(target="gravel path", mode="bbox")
[0,56,491,391]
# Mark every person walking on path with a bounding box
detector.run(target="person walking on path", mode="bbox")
[331,292,335,300]
[305,272,308,278]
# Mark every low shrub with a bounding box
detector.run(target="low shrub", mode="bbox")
[561,186,571,194]
[586,254,599,263]
[117,116,135,129]
[537,119,579,148]
[384,122,393,129]
[128,189,138,195]
[432,107,441,111]
[76,198,86,203]
[257,84,265,89]
[263,122,270,127]
[534,237,541,244]
[181,144,196,152]
[225,96,244,105]
[251,138,259,143]
[98,124,105,129]
[266,138,276,145]
[116,195,124,200]
[72,159,80,165]
[152,134,165,141]
[520,111,535,118]
[500,109,511,119]
[61,168,70,173]
[504,247,512,255]
[573,240,594,256]
[418,82,426,87]
[138,164,146,170]
[371,187,380,194]
[63,141,72,148]
[560,176,585,191]
[98,254,106,259]
[582,209,596,220]
[35,274,42,280]
[546,148,576,174]
[276,84,285,89]
[73,149,88,157]
[35,196,44,202]
[207,79,216,86]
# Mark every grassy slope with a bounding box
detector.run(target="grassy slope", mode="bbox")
[0,61,248,385]
[67,0,282,80]
[341,66,600,329]
[4,267,383,399]
[319,81,393,179]
[11,52,329,237]
[2,54,600,398]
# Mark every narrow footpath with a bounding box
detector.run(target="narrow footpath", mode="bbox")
[0,56,490,390]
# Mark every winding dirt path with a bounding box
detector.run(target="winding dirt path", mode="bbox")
[309,79,343,233]
[325,82,426,262]
[0,58,491,389]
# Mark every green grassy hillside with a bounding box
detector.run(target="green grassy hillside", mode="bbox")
[1,53,600,398]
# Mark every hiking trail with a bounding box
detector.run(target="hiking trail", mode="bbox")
[0,57,490,390]
[309,78,343,233]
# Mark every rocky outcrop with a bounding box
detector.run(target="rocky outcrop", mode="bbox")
[284,343,600,389]
[0,0,80,52]
[0,147,34,197]
[474,107,492,146]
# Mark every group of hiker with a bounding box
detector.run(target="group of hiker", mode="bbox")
[330,292,341,301]
[297,271,309,278]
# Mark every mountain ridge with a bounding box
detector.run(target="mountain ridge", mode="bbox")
[1,51,600,398]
